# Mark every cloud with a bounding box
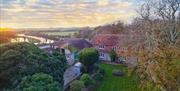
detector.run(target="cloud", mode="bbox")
[97,0,109,7]
[27,0,37,3]
[0,0,138,28]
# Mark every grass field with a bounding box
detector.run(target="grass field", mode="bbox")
[27,37,40,43]
[95,63,139,91]
[42,31,76,36]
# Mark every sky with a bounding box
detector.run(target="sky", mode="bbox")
[0,0,141,28]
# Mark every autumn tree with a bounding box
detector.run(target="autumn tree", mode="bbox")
[111,21,124,34]
[130,0,180,91]
[0,28,16,44]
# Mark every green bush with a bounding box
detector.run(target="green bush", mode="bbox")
[93,73,104,82]
[98,67,105,75]
[14,73,61,91]
[93,63,100,71]
[93,66,105,82]
[80,74,93,86]
[79,48,99,73]
[109,50,117,62]
[70,80,84,91]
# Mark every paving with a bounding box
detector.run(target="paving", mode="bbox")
[63,62,82,89]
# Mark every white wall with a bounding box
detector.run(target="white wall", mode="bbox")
[99,52,111,61]
[65,49,75,65]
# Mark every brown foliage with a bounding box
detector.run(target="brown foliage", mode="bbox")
[0,30,16,44]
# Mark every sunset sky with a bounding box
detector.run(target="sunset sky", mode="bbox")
[0,0,141,28]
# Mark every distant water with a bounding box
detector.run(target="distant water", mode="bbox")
[11,34,54,44]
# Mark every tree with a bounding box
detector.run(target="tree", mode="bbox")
[129,0,180,91]
[0,28,15,44]
[14,73,61,91]
[111,21,124,34]
[94,21,124,34]
[109,50,117,62]
[80,74,93,86]
[0,42,67,90]
[70,80,84,91]
[79,48,99,73]
[73,32,80,38]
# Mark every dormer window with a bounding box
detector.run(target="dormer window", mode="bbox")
[99,45,105,49]
[121,47,127,51]
[112,46,119,51]
[113,46,117,51]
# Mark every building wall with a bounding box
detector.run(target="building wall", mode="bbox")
[93,44,129,62]
[64,49,75,65]
[99,52,111,61]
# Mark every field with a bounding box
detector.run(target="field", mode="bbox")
[42,31,76,36]
[95,63,140,91]
[27,37,40,43]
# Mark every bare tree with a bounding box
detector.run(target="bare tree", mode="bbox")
[130,0,180,91]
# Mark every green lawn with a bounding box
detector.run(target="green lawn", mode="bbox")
[95,63,140,91]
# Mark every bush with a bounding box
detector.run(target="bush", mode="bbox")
[93,73,104,82]
[70,80,84,91]
[93,63,100,71]
[98,67,105,75]
[79,48,99,73]
[80,74,93,86]
[14,73,61,91]
[93,66,105,82]
[109,50,117,62]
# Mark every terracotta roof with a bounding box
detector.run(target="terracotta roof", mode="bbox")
[91,34,142,47]
[91,34,120,46]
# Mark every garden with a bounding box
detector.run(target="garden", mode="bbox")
[95,63,140,91]
[69,48,140,91]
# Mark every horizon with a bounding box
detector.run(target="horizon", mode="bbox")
[0,0,140,28]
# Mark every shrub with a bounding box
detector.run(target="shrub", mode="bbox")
[79,48,99,73]
[93,63,100,71]
[70,80,84,91]
[98,67,105,75]
[80,74,93,86]
[109,50,117,62]
[14,73,61,91]
[93,66,105,82]
[93,73,104,82]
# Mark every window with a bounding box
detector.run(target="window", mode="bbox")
[99,45,105,49]
[100,52,104,57]
[113,46,117,51]
[121,47,127,51]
